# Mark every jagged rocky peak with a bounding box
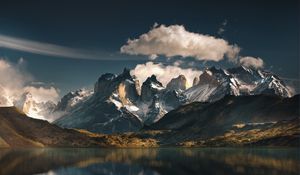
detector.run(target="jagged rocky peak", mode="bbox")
[118,68,132,79]
[94,68,140,107]
[227,66,291,97]
[198,69,219,86]
[94,73,117,94]
[94,68,139,98]
[55,89,92,112]
[141,75,164,102]
[227,66,263,84]
[147,75,163,85]
[116,68,140,102]
[166,75,187,91]
[227,65,254,74]
[193,77,199,86]
[143,75,164,88]
[253,75,291,97]
[114,80,139,105]
[207,66,225,74]
[185,65,292,103]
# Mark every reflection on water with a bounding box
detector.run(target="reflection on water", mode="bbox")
[0,148,299,175]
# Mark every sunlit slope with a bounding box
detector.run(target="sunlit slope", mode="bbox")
[0,107,101,148]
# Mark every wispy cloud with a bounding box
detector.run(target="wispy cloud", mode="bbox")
[217,19,227,35]
[0,34,121,60]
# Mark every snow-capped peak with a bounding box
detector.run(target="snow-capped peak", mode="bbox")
[184,66,292,102]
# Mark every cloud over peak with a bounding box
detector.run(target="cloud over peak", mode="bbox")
[131,61,202,88]
[121,24,240,61]
[239,56,264,69]
[0,58,59,106]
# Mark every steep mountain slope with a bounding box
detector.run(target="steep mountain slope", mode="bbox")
[148,95,300,145]
[0,107,157,148]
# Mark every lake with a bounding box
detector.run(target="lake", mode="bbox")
[0,148,299,175]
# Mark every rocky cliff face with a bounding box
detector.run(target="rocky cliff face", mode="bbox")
[166,75,187,91]
[141,75,164,102]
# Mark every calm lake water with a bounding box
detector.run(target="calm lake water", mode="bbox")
[0,148,299,175]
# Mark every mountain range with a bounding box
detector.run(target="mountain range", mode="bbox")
[52,66,292,134]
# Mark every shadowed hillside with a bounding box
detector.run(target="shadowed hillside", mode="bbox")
[147,95,300,146]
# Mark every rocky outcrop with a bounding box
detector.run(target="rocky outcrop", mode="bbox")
[166,75,187,91]
[141,75,164,102]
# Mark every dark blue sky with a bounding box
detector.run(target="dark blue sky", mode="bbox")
[0,0,299,95]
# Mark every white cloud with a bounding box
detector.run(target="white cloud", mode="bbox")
[239,56,264,69]
[131,61,202,88]
[121,24,240,61]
